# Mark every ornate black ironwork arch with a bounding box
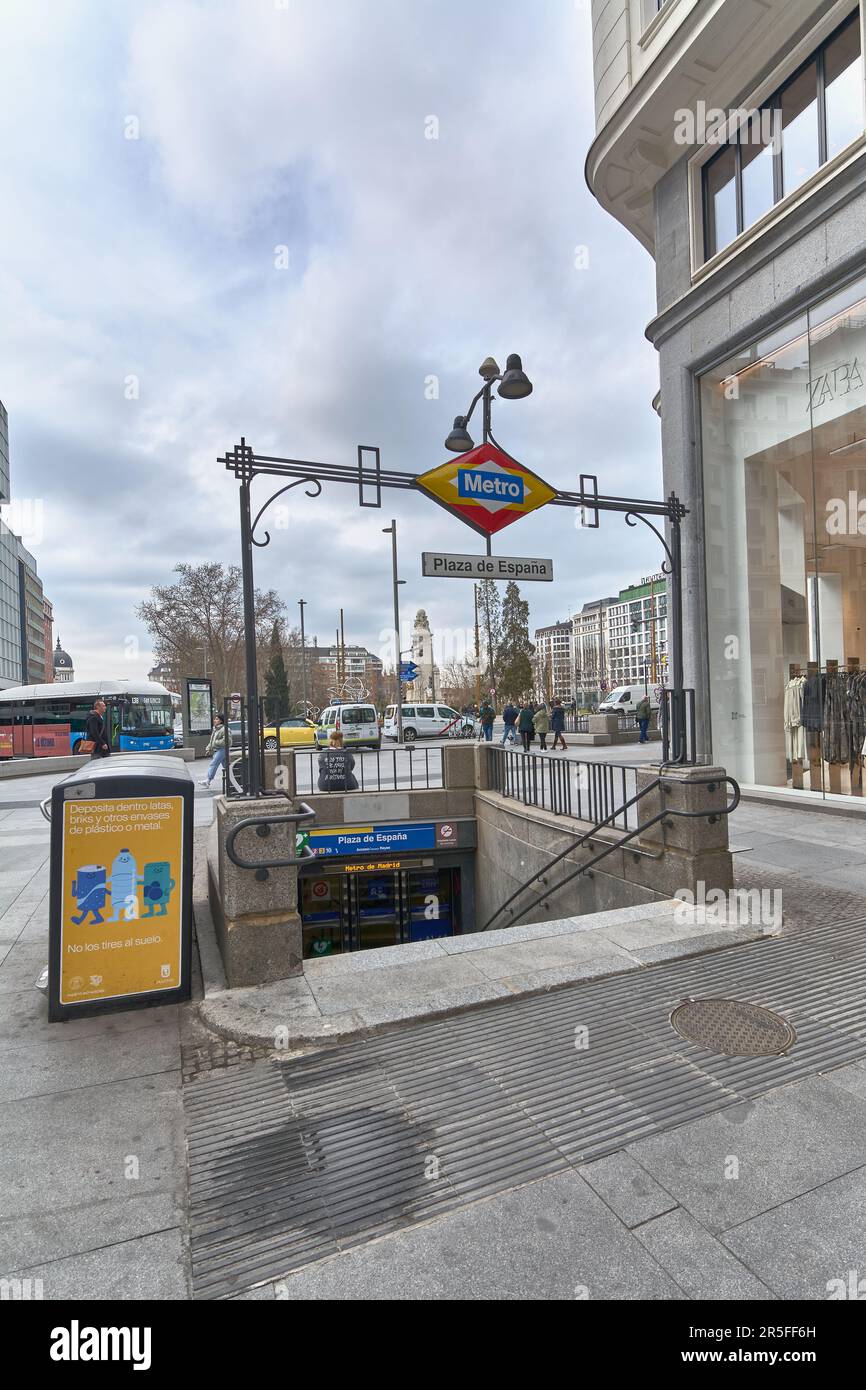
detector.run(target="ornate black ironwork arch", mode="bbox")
[222,437,691,794]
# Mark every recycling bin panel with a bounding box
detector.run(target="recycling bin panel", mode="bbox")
[48,755,194,1021]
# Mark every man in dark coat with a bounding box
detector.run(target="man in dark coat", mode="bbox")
[85,699,111,758]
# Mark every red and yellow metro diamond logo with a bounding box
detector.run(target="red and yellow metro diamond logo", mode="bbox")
[415,444,557,537]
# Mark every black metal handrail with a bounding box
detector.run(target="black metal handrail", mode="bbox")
[225,802,317,873]
[482,773,740,933]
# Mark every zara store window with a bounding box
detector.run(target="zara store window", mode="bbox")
[700,271,866,796]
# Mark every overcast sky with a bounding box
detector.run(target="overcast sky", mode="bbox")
[0,0,662,682]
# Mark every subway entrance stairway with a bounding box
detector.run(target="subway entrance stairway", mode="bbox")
[185,912,866,1298]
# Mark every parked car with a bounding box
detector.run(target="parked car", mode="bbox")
[383,703,465,743]
[262,717,318,750]
[314,703,380,750]
[597,686,660,716]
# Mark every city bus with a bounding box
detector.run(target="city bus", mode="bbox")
[0,679,175,758]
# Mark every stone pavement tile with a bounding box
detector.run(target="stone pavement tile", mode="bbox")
[227,1282,277,1300]
[498,955,641,994]
[306,955,487,1016]
[0,1020,180,1102]
[631,927,767,964]
[465,933,635,982]
[354,979,512,1027]
[822,1060,866,1101]
[635,1208,776,1300]
[722,1166,866,1300]
[272,1170,684,1301]
[303,939,447,975]
[10,1228,188,1300]
[577,1152,679,1228]
[602,917,720,949]
[738,841,861,873]
[0,1071,184,1270]
[438,918,592,953]
[785,863,866,897]
[0,939,48,992]
[0,991,179,1046]
[626,1076,866,1233]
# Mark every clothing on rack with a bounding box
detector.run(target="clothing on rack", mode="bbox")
[783,676,806,762]
[823,670,850,765]
[846,670,866,771]
[802,672,824,731]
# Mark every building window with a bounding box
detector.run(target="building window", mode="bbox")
[702,11,862,261]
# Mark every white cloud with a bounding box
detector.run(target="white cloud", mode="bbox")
[0,0,662,683]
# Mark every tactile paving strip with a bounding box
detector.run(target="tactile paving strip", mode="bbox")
[185,914,866,1298]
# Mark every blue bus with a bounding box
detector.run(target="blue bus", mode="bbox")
[0,679,175,758]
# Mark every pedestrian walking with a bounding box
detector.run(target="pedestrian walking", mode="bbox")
[500,701,518,745]
[317,729,359,791]
[477,699,495,743]
[635,694,652,744]
[83,698,111,759]
[202,714,227,788]
[518,701,535,752]
[533,702,550,750]
[550,698,567,750]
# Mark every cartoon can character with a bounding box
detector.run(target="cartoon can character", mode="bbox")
[141,861,176,917]
[107,848,141,921]
[70,865,107,924]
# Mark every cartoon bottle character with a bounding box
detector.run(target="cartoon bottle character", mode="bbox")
[107,848,141,921]
[141,862,176,917]
[70,865,107,924]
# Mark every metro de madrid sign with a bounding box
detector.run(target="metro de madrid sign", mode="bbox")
[415,443,557,538]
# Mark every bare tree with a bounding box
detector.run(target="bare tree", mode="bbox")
[137,562,284,701]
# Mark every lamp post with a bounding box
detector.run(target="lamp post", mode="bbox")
[444,353,533,555]
[382,520,405,744]
[298,598,308,714]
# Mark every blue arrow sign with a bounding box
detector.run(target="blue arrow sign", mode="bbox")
[399,662,419,682]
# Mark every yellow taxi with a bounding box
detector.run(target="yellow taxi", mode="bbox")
[262,717,318,750]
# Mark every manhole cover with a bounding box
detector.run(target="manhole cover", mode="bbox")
[670,998,796,1057]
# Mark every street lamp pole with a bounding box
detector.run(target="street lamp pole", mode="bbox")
[239,474,262,797]
[383,520,404,744]
[298,598,308,714]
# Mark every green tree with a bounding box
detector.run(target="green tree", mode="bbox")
[497,581,534,700]
[476,579,503,695]
[264,620,290,722]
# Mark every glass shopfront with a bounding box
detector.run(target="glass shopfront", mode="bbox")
[700,271,866,796]
[300,862,463,957]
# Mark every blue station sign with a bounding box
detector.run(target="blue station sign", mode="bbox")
[307,822,437,857]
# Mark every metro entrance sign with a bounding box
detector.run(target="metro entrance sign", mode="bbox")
[415,443,556,538]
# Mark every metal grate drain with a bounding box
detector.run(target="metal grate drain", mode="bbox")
[185,914,866,1298]
[670,997,796,1057]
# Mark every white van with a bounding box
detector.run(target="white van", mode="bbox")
[597,686,660,716]
[383,703,464,742]
[315,703,380,750]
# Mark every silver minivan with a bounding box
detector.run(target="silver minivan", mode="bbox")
[383,703,464,742]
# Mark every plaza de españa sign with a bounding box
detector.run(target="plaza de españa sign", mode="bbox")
[416,443,557,538]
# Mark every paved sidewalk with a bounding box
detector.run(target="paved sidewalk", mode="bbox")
[237,1060,866,1301]
[3,781,866,1299]
[199,898,766,1049]
[0,802,199,1299]
[731,799,866,930]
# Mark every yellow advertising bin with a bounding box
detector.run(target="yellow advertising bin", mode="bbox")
[48,754,193,1020]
